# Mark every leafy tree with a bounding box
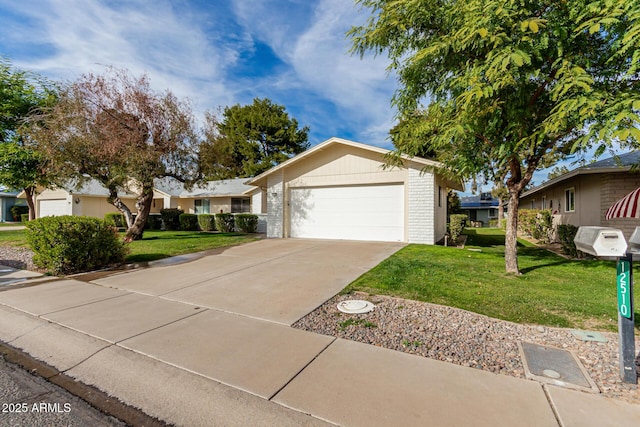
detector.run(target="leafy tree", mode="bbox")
[350,0,639,274]
[202,98,309,178]
[447,190,461,216]
[0,59,57,219]
[547,165,570,180]
[29,68,199,241]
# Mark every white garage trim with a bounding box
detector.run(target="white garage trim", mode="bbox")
[289,184,404,242]
[39,199,70,217]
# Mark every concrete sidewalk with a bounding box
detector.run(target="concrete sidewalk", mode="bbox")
[0,239,638,426]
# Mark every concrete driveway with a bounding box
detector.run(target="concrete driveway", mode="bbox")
[92,239,405,325]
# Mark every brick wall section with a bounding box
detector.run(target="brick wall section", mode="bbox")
[407,168,435,244]
[600,172,640,238]
[267,172,284,238]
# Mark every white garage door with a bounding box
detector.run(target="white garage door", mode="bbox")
[39,199,69,217]
[289,185,404,242]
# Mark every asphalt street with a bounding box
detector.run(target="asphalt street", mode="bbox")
[0,354,126,427]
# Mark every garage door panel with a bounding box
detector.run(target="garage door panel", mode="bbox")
[39,199,69,217]
[290,185,404,242]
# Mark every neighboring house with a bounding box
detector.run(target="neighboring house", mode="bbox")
[520,151,640,238]
[19,177,260,220]
[0,190,23,222]
[246,137,463,244]
[460,192,502,226]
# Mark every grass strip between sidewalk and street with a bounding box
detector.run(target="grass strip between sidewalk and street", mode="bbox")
[344,228,640,332]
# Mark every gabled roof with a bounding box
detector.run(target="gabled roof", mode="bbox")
[521,151,640,199]
[245,137,463,190]
[153,177,255,198]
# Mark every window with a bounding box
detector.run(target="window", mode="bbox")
[565,188,575,212]
[542,196,547,209]
[231,198,250,213]
[531,199,536,209]
[438,186,442,207]
[194,199,210,214]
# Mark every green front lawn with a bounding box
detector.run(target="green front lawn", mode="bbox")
[0,229,259,263]
[124,231,259,262]
[345,228,638,331]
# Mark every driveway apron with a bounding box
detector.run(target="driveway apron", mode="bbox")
[94,239,404,325]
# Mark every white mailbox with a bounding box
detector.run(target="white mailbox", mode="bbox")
[574,226,627,257]
[627,226,640,254]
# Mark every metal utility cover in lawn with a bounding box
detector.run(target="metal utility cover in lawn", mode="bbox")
[518,342,599,393]
[571,329,608,343]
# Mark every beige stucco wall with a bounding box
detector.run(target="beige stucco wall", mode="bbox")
[285,144,407,187]
[521,172,640,239]
[72,196,136,217]
[37,188,70,200]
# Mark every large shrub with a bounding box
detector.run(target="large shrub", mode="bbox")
[198,214,216,231]
[519,209,553,243]
[104,212,126,228]
[179,213,199,231]
[145,214,162,230]
[26,216,128,275]
[160,208,183,230]
[215,213,235,232]
[235,214,258,233]
[557,224,585,258]
[10,205,28,221]
[449,214,467,244]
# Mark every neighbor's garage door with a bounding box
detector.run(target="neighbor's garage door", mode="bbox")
[39,199,69,217]
[289,185,404,242]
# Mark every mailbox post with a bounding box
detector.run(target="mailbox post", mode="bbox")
[574,226,637,384]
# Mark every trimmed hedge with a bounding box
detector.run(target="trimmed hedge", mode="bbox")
[145,214,162,230]
[11,205,28,221]
[179,213,199,231]
[449,214,467,244]
[215,213,235,232]
[198,214,216,231]
[557,224,584,258]
[25,216,127,275]
[104,212,126,228]
[20,213,29,223]
[160,208,183,230]
[235,214,258,233]
[518,209,553,243]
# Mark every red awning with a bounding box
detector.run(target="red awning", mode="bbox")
[605,187,640,220]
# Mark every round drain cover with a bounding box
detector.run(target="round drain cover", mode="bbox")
[543,369,561,379]
[337,300,375,314]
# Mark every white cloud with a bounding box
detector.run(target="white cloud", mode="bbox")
[230,0,398,146]
[0,0,242,115]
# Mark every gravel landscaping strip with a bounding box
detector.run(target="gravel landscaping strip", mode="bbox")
[0,246,35,271]
[294,292,640,405]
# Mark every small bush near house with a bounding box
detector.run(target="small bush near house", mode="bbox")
[557,224,584,258]
[20,213,29,223]
[179,213,199,231]
[104,212,126,228]
[235,213,258,233]
[11,205,29,221]
[449,214,467,243]
[145,214,162,230]
[160,208,183,231]
[26,216,127,275]
[215,213,235,232]
[198,214,216,231]
[519,209,553,243]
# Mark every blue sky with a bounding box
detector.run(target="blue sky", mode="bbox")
[0,0,396,147]
[0,0,625,193]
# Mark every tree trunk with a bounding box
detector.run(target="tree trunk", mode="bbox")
[107,189,135,228]
[504,188,521,274]
[24,187,36,221]
[124,185,154,242]
[497,199,504,228]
